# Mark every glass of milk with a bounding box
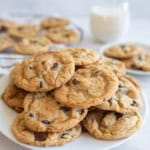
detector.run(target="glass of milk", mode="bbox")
[90,2,130,43]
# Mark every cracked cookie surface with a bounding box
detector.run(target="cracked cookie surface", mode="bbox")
[104,44,142,59]
[23,92,87,132]
[54,66,119,108]
[82,109,142,140]
[59,48,99,66]
[10,51,75,92]
[96,75,142,114]
[92,56,126,77]
[12,113,81,146]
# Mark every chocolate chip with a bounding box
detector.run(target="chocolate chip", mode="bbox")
[56,101,61,105]
[30,40,37,44]
[75,66,82,71]
[72,79,80,85]
[138,56,142,60]
[60,132,70,138]
[119,84,126,89]
[131,64,143,70]
[34,132,48,141]
[29,66,33,69]
[76,109,83,114]
[41,60,46,65]
[138,67,143,70]
[12,37,21,43]
[115,113,122,119]
[64,34,70,37]
[29,113,34,118]
[119,84,122,88]
[92,71,102,77]
[120,45,126,49]
[0,26,8,32]
[108,98,113,105]
[52,29,58,33]
[60,106,71,113]
[131,64,138,69]
[131,100,137,107]
[120,45,130,52]
[138,55,144,61]
[51,62,59,69]
[18,26,23,30]
[123,49,128,53]
[39,81,43,88]
[41,120,50,125]
[16,107,24,113]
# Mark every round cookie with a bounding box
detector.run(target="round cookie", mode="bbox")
[2,82,27,112]
[46,28,79,44]
[12,113,81,146]
[97,56,126,76]
[96,75,142,114]
[40,17,70,29]
[8,24,40,39]
[122,53,150,71]
[0,35,14,51]
[59,48,99,66]
[23,92,87,132]
[0,19,16,34]
[14,36,52,54]
[54,66,119,108]
[82,109,142,140]
[10,51,75,92]
[104,44,142,59]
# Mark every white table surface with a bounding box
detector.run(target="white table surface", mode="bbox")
[0,17,150,150]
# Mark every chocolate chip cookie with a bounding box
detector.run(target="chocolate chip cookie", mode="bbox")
[1,82,27,112]
[59,48,99,66]
[14,36,52,54]
[97,56,126,76]
[10,51,75,92]
[104,44,142,59]
[23,92,87,132]
[12,113,81,146]
[0,19,16,34]
[46,28,79,44]
[96,75,142,114]
[122,52,150,71]
[54,66,119,108]
[40,17,70,29]
[8,24,40,39]
[82,109,142,140]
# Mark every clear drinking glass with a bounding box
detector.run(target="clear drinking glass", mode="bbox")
[90,1,130,43]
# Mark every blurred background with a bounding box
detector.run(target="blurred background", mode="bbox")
[0,0,149,18]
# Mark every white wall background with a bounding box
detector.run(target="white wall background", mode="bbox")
[0,0,149,18]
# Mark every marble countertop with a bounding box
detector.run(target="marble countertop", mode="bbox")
[0,17,150,150]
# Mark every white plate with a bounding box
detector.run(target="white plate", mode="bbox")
[126,69,150,75]
[99,42,150,76]
[0,75,148,150]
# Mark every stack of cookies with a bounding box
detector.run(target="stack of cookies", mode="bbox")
[104,43,150,71]
[0,17,79,54]
[1,48,142,147]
